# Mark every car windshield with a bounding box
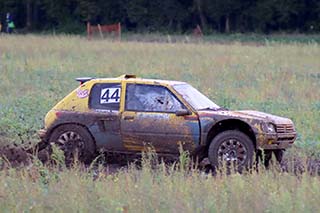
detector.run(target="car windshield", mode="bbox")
[173,84,220,110]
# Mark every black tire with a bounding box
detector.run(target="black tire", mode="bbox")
[49,124,96,166]
[208,130,254,171]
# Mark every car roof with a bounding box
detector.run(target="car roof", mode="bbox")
[86,74,186,86]
[124,77,185,86]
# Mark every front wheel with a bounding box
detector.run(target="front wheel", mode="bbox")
[49,124,96,166]
[208,130,254,171]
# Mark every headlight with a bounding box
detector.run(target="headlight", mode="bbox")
[266,123,276,133]
[261,123,276,133]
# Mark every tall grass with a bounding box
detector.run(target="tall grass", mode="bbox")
[0,152,319,212]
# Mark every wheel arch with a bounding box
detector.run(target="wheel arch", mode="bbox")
[206,119,256,150]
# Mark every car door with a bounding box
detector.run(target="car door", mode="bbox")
[121,83,200,154]
[87,82,125,151]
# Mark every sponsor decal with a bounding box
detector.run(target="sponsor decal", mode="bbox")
[77,89,89,98]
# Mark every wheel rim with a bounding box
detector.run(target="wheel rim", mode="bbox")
[56,131,85,150]
[217,139,248,166]
[57,131,80,144]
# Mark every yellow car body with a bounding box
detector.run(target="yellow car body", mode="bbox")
[39,74,297,164]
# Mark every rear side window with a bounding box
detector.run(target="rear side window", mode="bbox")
[89,83,121,111]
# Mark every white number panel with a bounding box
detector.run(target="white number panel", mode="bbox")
[100,87,121,104]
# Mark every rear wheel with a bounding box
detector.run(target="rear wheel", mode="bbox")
[49,124,95,166]
[208,130,254,171]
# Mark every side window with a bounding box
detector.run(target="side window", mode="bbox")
[125,84,185,112]
[89,83,121,111]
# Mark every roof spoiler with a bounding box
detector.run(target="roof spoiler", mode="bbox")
[76,77,94,85]
[118,74,136,79]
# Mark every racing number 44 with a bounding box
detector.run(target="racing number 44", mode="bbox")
[100,88,121,104]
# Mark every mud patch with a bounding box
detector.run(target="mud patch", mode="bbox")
[281,156,320,176]
[0,144,31,168]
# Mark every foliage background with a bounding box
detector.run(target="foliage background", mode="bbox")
[0,0,320,33]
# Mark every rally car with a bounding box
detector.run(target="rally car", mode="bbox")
[39,74,297,167]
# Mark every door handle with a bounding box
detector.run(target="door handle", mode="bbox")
[102,117,116,121]
[124,116,134,120]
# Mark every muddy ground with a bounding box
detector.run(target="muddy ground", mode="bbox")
[0,142,319,176]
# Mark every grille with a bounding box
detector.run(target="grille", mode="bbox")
[275,124,296,144]
[276,124,295,133]
[278,136,296,141]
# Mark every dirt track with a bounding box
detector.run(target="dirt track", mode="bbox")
[0,142,319,175]
[0,144,31,168]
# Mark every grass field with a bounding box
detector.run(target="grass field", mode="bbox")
[0,156,319,212]
[0,34,319,212]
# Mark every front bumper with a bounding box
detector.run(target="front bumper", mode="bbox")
[38,129,48,141]
[257,131,297,150]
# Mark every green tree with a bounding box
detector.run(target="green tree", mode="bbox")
[1,0,320,33]
[252,0,304,32]
[123,0,189,32]
[204,0,249,32]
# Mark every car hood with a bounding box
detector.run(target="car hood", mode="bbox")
[197,110,293,125]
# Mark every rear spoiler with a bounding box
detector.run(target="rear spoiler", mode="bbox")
[75,77,94,85]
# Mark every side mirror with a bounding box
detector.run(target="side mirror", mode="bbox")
[175,109,191,116]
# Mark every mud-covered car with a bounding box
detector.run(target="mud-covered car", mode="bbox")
[39,74,297,167]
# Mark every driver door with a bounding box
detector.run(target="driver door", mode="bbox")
[121,83,200,154]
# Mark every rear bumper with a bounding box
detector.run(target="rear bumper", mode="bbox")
[257,132,297,150]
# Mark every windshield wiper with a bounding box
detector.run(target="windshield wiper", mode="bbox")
[198,107,218,111]
[216,107,229,111]
[198,107,228,111]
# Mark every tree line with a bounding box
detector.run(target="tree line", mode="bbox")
[0,0,319,34]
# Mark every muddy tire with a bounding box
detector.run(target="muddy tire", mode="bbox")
[208,130,254,171]
[49,124,95,166]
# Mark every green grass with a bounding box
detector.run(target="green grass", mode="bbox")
[121,32,320,44]
[0,153,320,212]
[0,34,319,212]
